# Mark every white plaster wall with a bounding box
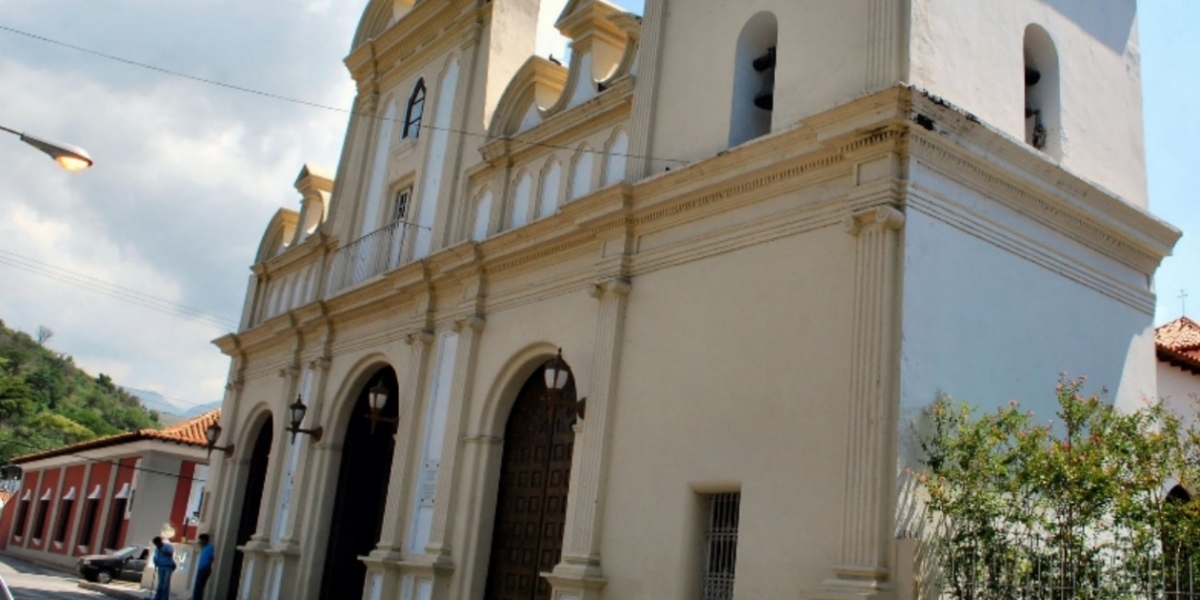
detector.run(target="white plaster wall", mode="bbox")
[910,0,1146,206]
[1158,362,1200,428]
[899,204,1157,464]
[128,453,182,547]
[646,0,871,170]
[601,228,856,599]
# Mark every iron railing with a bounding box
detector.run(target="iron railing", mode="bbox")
[928,529,1200,600]
[324,220,419,297]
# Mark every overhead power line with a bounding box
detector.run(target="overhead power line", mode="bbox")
[0,24,692,165]
[0,249,238,331]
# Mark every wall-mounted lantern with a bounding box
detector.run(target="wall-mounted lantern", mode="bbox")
[204,422,235,459]
[544,349,586,420]
[365,381,398,435]
[288,395,324,444]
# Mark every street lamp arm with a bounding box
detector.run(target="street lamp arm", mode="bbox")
[0,122,94,171]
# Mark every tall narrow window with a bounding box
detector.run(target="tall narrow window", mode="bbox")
[393,188,412,223]
[79,498,100,549]
[1024,24,1060,158]
[13,498,30,539]
[700,493,741,600]
[729,13,778,147]
[54,496,74,543]
[404,78,426,140]
[105,498,127,550]
[33,498,50,541]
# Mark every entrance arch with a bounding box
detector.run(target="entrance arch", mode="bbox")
[317,366,399,600]
[483,361,578,600]
[227,415,273,600]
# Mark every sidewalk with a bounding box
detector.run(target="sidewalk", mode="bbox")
[78,577,186,600]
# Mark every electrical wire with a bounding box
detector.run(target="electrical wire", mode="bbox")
[0,250,238,331]
[0,23,692,165]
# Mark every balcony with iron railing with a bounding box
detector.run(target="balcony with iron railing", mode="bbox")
[324,220,422,297]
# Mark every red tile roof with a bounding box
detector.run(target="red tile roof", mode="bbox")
[11,409,221,465]
[1157,317,1200,375]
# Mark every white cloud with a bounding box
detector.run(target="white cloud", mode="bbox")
[0,0,361,408]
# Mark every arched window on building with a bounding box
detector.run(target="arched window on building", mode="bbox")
[539,160,562,219]
[1024,25,1061,158]
[729,12,777,148]
[472,190,494,242]
[404,78,426,140]
[571,145,595,201]
[511,173,534,228]
[604,130,629,186]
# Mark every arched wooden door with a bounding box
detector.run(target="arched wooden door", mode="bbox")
[484,366,578,600]
[227,417,272,600]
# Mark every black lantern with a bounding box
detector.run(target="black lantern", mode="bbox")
[204,422,235,459]
[543,348,586,420]
[364,381,398,435]
[288,395,324,444]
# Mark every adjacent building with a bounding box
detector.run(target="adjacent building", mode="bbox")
[1157,316,1200,425]
[203,1,1180,600]
[0,411,218,571]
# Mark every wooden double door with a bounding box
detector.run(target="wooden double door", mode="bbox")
[484,370,578,600]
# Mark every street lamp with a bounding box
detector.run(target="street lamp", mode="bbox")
[0,124,93,171]
[544,349,586,420]
[364,381,398,435]
[288,395,323,444]
[203,422,235,459]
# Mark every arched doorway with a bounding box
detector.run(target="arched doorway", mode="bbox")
[484,362,578,600]
[318,366,399,600]
[227,416,273,600]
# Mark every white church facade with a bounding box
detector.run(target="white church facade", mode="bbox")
[203,1,1180,600]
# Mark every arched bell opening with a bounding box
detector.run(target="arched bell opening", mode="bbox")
[316,365,400,600]
[225,415,273,600]
[482,353,580,600]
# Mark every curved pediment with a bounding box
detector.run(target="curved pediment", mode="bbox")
[255,208,300,265]
[351,0,416,51]
[487,56,569,138]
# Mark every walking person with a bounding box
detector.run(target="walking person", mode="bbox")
[192,534,214,600]
[151,536,176,600]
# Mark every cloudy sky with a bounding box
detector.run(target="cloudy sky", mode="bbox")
[0,0,1194,411]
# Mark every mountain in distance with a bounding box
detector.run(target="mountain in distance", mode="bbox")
[185,401,222,417]
[124,389,221,425]
[124,388,184,419]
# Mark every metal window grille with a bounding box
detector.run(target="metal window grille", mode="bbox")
[702,493,740,600]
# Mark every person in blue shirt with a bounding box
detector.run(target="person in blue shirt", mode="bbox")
[151,536,176,600]
[193,534,214,600]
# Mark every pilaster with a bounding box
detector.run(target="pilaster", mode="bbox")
[425,314,487,561]
[374,329,436,556]
[548,277,632,599]
[625,0,668,179]
[814,204,905,600]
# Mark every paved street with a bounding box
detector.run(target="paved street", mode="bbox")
[0,554,106,600]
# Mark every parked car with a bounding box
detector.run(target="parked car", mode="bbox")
[78,545,149,583]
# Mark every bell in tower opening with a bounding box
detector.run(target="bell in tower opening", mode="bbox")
[753,47,776,111]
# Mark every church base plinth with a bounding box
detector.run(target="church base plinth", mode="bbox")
[543,559,606,600]
[811,566,894,600]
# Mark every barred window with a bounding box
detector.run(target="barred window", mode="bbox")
[701,492,741,600]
